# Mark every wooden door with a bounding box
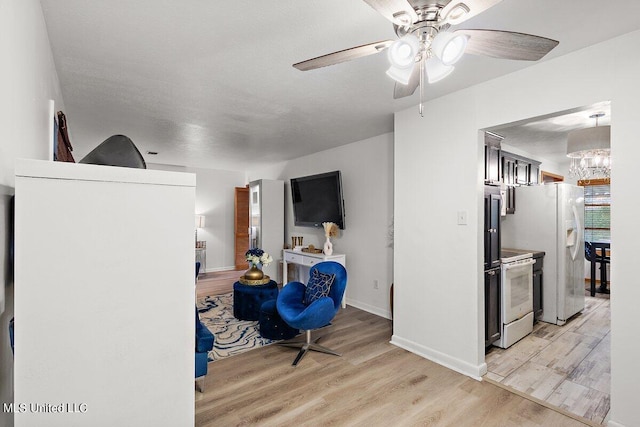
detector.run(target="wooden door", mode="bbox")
[234,186,250,269]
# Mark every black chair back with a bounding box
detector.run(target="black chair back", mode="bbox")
[585,241,594,260]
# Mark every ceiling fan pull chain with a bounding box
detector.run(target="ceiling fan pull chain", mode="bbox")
[419,58,425,117]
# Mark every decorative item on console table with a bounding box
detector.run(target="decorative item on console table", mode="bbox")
[241,248,273,285]
[302,244,323,254]
[291,236,304,251]
[322,221,339,255]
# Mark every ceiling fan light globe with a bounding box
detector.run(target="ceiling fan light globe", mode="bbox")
[442,35,468,64]
[386,65,413,85]
[388,35,419,69]
[432,32,468,65]
[398,44,412,60]
[425,58,454,83]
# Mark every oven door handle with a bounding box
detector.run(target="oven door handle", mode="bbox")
[503,258,536,270]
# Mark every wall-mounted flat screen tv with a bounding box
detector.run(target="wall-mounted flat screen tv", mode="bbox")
[291,170,345,229]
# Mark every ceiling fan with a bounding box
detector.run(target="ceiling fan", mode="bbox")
[293,0,559,115]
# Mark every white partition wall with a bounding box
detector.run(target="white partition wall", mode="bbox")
[14,159,196,426]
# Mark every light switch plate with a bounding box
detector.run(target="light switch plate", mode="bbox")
[457,210,468,225]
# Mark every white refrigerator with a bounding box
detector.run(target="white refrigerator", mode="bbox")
[249,179,284,281]
[502,183,585,325]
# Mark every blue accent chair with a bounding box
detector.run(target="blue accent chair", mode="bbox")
[276,261,347,366]
[195,261,214,392]
[195,308,214,390]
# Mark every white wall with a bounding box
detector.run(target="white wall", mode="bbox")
[251,133,394,318]
[149,164,246,272]
[14,161,196,427]
[394,30,640,426]
[0,0,64,425]
[393,91,484,377]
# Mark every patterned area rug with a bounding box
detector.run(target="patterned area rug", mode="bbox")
[197,292,274,361]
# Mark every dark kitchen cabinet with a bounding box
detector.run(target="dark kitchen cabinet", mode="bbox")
[502,154,517,186]
[484,182,502,348]
[485,268,501,348]
[484,186,501,270]
[501,152,541,215]
[503,151,541,187]
[505,186,516,214]
[529,161,541,185]
[516,160,529,185]
[484,132,502,184]
[532,252,545,321]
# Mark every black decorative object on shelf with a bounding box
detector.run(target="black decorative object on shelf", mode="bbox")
[80,135,147,169]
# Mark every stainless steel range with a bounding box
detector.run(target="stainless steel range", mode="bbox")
[495,250,535,348]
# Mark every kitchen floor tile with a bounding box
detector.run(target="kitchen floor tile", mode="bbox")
[546,379,610,424]
[567,333,610,394]
[501,360,566,400]
[483,294,610,425]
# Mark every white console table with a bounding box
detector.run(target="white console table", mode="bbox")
[282,249,347,308]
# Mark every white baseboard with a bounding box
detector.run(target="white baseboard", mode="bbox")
[205,265,237,273]
[346,298,392,320]
[390,334,486,380]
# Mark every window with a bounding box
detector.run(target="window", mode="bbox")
[579,178,610,242]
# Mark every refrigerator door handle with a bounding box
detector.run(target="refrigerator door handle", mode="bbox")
[568,204,582,261]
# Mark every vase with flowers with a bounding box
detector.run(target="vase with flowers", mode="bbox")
[322,222,339,256]
[244,248,273,281]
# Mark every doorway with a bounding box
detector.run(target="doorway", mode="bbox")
[234,186,250,269]
[481,102,612,424]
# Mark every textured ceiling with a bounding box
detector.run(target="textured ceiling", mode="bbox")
[39,1,640,171]
[489,101,612,166]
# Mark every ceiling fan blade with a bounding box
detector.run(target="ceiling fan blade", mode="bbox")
[393,63,420,99]
[456,29,559,61]
[441,0,503,25]
[362,0,419,26]
[293,40,394,71]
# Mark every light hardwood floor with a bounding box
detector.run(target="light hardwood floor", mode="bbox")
[196,269,244,297]
[195,304,590,426]
[485,293,610,425]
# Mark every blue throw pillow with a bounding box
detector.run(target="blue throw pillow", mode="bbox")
[303,269,335,305]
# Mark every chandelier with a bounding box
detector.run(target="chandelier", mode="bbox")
[567,113,611,180]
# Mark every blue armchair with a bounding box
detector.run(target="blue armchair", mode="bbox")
[195,261,214,391]
[276,261,347,366]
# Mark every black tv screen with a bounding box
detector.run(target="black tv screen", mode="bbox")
[291,171,345,229]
